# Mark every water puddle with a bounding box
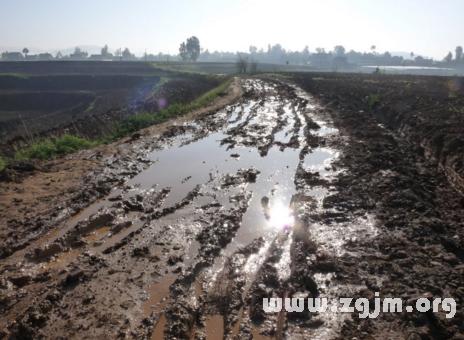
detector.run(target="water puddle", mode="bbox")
[204,314,224,340]
[143,273,177,316]
[151,314,167,340]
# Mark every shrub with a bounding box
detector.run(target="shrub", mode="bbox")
[367,94,381,110]
[112,113,158,138]
[111,78,231,139]
[16,134,96,160]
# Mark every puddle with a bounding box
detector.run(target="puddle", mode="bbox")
[143,273,177,316]
[83,226,111,244]
[41,249,81,271]
[303,148,339,177]
[151,314,167,340]
[205,314,224,340]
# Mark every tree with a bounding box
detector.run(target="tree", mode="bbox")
[302,46,309,56]
[115,48,122,61]
[22,48,29,58]
[414,55,425,65]
[236,54,248,73]
[178,36,200,62]
[250,60,258,73]
[444,51,453,64]
[333,45,346,56]
[249,46,258,54]
[101,45,110,57]
[370,45,376,54]
[122,48,133,60]
[455,46,463,62]
[70,47,88,59]
[179,42,189,61]
[55,51,63,59]
[302,46,310,64]
[186,36,200,62]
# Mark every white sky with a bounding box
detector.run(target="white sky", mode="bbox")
[1,0,463,59]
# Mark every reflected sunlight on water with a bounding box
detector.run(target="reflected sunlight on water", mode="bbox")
[267,200,295,232]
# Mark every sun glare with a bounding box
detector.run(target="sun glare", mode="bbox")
[267,201,295,231]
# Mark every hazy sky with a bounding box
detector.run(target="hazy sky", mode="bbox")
[1,0,462,59]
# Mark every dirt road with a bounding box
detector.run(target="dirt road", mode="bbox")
[1,78,463,339]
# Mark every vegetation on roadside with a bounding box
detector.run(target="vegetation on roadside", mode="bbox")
[111,77,231,138]
[0,73,30,79]
[367,94,381,110]
[15,134,98,160]
[7,78,232,163]
[0,157,6,171]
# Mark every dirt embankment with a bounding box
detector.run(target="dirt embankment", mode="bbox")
[0,64,222,155]
[291,73,464,193]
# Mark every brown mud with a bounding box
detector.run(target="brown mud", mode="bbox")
[0,75,463,339]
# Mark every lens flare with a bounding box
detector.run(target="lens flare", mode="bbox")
[157,98,168,109]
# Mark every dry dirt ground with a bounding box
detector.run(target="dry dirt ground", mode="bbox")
[0,76,463,340]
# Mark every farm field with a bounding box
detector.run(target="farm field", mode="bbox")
[0,61,224,155]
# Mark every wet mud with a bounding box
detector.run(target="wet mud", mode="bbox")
[1,77,463,339]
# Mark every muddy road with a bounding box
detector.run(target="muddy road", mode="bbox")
[1,78,463,339]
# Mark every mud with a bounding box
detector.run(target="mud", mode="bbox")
[0,76,463,339]
[291,73,464,339]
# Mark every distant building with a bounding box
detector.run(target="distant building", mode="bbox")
[1,52,24,61]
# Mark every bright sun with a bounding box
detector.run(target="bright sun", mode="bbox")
[267,201,295,231]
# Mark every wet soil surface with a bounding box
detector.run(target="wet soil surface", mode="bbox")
[0,77,463,339]
[291,73,464,339]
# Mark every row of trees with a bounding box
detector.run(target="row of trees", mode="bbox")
[201,44,442,68]
[2,39,464,69]
[443,46,463,64]
[1,45,137,61]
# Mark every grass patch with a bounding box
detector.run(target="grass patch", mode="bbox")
[0,73,30,79]
[0,157,6,171]
[111,113,159,139]
[15,134,98,160]
[112,78,231,138]
[367,94,381,110]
